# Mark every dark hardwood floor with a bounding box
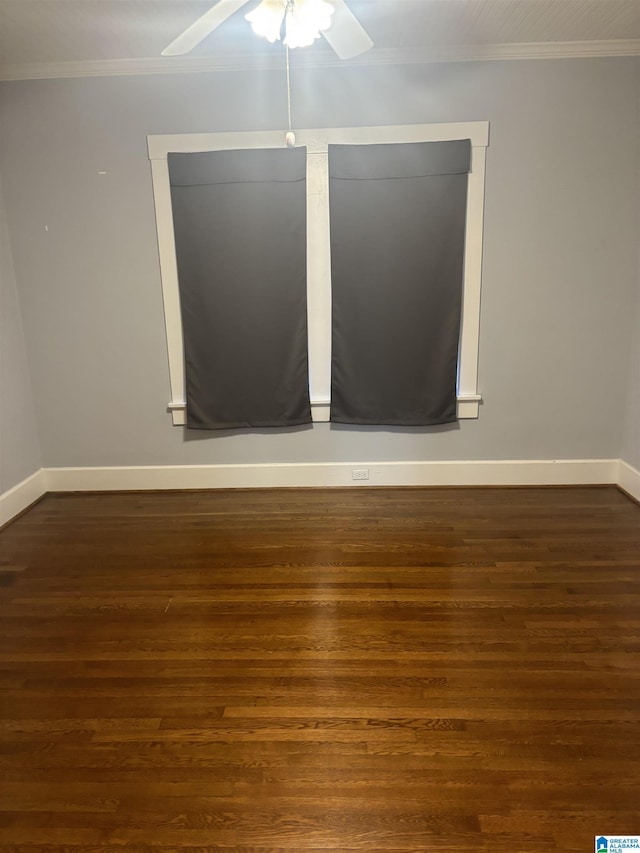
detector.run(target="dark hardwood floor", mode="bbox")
[0,486,639,851]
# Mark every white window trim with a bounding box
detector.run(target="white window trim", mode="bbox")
[148,121,489,426]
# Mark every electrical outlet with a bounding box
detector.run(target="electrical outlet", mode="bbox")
[352,468,369,481]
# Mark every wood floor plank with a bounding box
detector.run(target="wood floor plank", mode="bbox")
[0,485,639,851]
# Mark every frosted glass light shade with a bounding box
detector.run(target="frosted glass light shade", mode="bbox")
[245,0,287,43]
[285,0,334,48]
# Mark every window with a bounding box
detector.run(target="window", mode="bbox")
[168,147,311,430]
[328,139,472,426]
[148,122,489,426]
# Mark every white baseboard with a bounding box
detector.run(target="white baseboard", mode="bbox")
[617,459,640,502]
[0,468,46,527]
[1,459,633,528]
[46,458,617,493]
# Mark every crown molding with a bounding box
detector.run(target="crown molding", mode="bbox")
[379,39,640,64]
[1,39,639,81]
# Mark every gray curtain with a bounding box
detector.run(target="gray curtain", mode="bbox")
[329,140,471,426]
[169,148,311,430]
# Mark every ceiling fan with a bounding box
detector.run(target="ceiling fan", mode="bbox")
[161,0,374,61]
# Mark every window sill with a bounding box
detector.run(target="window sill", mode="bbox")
[168,395,481,426]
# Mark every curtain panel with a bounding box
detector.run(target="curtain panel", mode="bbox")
[169,148,311,430]
[329,139,471,426]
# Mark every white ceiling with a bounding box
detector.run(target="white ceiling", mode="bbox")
[1,0,638,80]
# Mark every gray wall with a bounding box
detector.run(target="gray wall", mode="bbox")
[0,57,638,469]
[0,179,42,491]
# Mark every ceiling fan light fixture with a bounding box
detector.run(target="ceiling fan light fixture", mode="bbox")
[245,0,287,43]
[246,0,334,48]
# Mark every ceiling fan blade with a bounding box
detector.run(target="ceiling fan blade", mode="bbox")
[322,0,373,60]
[162,0,252,56]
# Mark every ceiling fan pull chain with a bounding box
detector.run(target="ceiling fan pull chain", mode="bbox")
[285,44,296,148]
